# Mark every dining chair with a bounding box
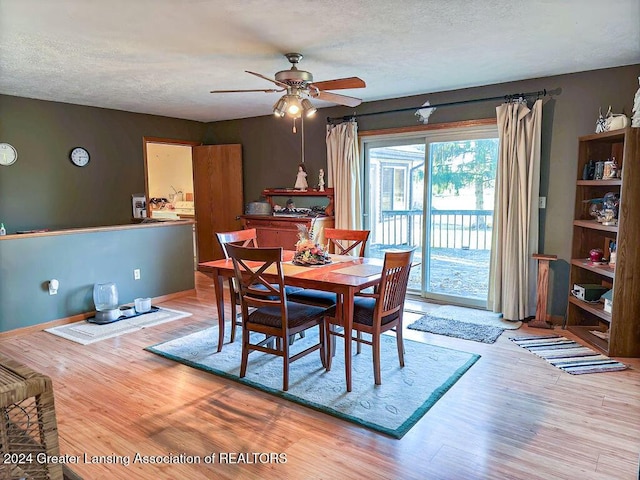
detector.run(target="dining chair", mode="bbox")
[324,249,414,385]
[216,229,259,343]
[216,229,303,344]
[324,228,370,257]
[225,244,328,391]
[288,228,371,308]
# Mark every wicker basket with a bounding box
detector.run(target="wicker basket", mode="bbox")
[0,355,63,480]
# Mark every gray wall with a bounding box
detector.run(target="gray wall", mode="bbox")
[205,65,640,317]
[0,223,195,332]
[0,95,206,233]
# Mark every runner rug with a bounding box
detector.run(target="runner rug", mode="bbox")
[145,327,480,439]
[45,307,191,345]
[407,305,521,344]
[510,334,628,374]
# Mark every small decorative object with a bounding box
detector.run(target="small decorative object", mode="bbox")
[594,161,605,180]
[603,160,616,179]
[294,163,308,190]
[415,100,436,124]
[318,168,325,192]
[603,106,630,131]
[595,108,607,133]
[582,160,595,180]
[608,241,617,268]
[632,76,640,127]
[292,222,331,266]
[589,248,604,263]
[601,191,619,225]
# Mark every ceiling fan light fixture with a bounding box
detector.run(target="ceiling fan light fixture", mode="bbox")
[301,98,317,117]
[273,97,287,117]
[285,95,302,116]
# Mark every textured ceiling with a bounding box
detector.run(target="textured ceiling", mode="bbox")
[1,0,639,122]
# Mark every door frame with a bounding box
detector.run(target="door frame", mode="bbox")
[142,136,201,218]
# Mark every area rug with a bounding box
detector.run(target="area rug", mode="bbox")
[145,327,480,439]
[45,307,191,345]
[407,305,521,344]
[510,335,628,374]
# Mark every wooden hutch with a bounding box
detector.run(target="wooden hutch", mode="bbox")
[241,188,335,250]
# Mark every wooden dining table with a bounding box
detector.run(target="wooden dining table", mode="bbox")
[198,251,385,392]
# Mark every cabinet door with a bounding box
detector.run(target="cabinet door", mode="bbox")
[193,145,243,262]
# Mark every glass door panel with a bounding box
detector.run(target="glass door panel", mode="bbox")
[363,127,498,307]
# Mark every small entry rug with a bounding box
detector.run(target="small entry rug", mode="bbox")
[45,307,191,345]
[407,305,521,344]
[145,327,480,439]
[510,335,628,374]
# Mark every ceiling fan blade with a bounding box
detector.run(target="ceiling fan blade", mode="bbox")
[210,88,283,93]
[310,77,366,91]
[312,90,362,107]
[245,71,289,88]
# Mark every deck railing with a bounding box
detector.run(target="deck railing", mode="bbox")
[378,209,493,250]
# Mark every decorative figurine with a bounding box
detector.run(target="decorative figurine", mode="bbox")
[318,168,325,192]
[294,163,308,190]
[632,76,640,128]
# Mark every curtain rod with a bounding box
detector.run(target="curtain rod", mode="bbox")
[326,88,551,123]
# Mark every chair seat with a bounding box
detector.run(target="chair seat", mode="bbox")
[246,284,302,302]
[249,302,328,328]
[288,289,338,307]
[326,296,399,327]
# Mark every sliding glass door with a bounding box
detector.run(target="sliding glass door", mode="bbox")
[363,125,498,307]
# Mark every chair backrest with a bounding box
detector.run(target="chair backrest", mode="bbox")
[225,244,286,311]
[216,229,258,259]
[375,249,415,320]
[324,228,370,257]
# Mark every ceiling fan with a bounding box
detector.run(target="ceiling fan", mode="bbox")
[210,53,366,117]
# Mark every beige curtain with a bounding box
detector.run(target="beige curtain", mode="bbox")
[326,121,362,229]
[489,99,542,321]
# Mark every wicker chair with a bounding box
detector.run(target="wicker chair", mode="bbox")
[288,228,371,307]
[324,249,414,385]
[225,244,328,391]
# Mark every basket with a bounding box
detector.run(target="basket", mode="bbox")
[0,355,63,480]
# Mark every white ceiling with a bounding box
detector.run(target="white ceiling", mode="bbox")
[1,0,639,123]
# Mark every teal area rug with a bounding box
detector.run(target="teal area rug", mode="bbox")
[145,327,480,439]
[511,335,628,374]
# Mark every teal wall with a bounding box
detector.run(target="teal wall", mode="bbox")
[0,223,195,332]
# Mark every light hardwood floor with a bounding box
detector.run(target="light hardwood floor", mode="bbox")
[1,272,639,480]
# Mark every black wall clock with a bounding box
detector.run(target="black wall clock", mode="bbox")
[70,147,90,167]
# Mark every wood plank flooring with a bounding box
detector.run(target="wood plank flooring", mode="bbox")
[1,272,639,480]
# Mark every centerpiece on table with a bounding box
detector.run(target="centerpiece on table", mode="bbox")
[292,222,331,266]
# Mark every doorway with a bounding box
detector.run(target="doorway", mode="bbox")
[143,137,201,265]
[363,125,498,308]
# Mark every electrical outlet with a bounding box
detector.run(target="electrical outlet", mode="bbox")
[538,196,547,209]
[134,269,141,280]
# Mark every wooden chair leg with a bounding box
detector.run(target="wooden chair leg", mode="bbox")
[227,279,239,343]
[396,326,405,367]
[240,328,250,378]
[373,334,382,385]
[324,320,333,371]
[318,324,327,369]
[282,339,290,391]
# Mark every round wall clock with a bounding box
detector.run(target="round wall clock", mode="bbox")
[0,143,18,166]
[70,147,90,167]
